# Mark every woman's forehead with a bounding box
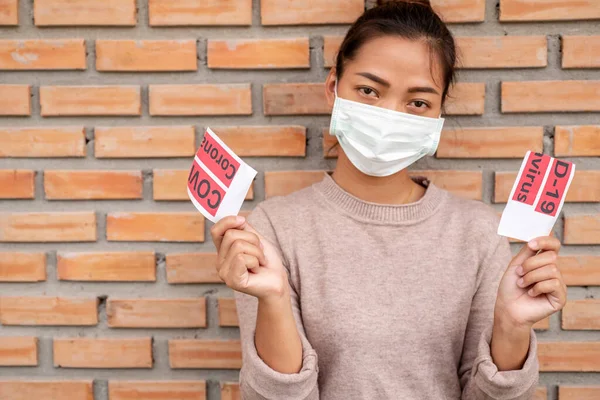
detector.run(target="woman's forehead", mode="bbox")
[346,36,444,90]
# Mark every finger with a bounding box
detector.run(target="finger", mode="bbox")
[528,235,561,252]
[210,216,246,251]
[241,222,266,242]
[519,251,559,276]
[227,253,260,288]
[518,264,561,288]
[528,278,561,297]
[219,229,261,263]
[224,239,266,267]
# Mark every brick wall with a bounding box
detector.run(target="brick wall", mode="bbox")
[0,0,599,399]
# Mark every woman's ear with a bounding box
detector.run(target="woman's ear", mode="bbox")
[324,68,337,109]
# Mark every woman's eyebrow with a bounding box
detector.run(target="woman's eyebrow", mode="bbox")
[408,86,440,95]
[356,72,391,87]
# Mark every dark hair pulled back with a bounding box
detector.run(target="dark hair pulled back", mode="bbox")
[335,0,457,103]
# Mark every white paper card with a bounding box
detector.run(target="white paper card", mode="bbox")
[497,151,575,242]
[187,128,257,223]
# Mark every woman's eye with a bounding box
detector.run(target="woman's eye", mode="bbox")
[412,100,428,109]
[358,87,378,98]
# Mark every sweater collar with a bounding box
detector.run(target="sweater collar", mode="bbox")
[313,172,446,224]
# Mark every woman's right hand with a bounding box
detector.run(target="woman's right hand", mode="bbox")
[210,215,289,300]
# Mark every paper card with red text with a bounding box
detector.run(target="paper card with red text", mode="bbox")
[187,128,256,223]
[497,151,575,242]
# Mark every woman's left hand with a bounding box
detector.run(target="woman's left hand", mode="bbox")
[494,235,567,329]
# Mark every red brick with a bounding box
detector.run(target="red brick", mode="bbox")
[261,0,363,25]
[218,298,238,327]
[53,338,152,368]
[558,256,600,286]
[212,126,306,156]
[221,383,241,400]
[169,340,242,369]
[265,171,328,198]
[152,169,191,201]
[323,36,343,68]
[431,0,485,23]
[438,126,542,158]
[495,170,600,203]
[34,0,136,26]
[45,170,142,200]
[209,38,309,69]
[445,82,485,115]
[500,0,600,21]
[153,170,253,201]
[534,317,550,331]
[502,81,600,113]
[149,0,252,26]
[0,170,34,199]
[0,39,85,70]
[533,387,547,400]
[149,84,252,116]
[107,212,204,242]
[166,253,220,284]
[95,126,195,158]
[559,387,600,400]
[107,298,206,328]
[562,36,600,68]
[96,40,197,72]
[0,85,30,116]
[377,0,487,22]
[0,296,97,326]
[109,381,206,400]
[555,125,600,157]
[562,300,600,330]
[0,0,17,25]
[538,342,600,371]
[40,86,141,116]
[238,209,252,220]
[456,36,547,68]
[0,127,85,158]
[57,252,156,282]
[0,381,93,400]
[0,337,37,366]
[564,215,600,245]
[0,252,46,282]
[323,130,339,158]
[0,212,97,242]
[264,83,329,115]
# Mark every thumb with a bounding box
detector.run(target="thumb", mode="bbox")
[511,242,537,267]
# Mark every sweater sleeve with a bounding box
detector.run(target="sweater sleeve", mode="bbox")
[460,235,539,400]
[235,204,320,400]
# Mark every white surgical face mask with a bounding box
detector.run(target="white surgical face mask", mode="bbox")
[329,82,445,177]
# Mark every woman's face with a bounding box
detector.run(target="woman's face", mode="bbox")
[325,35,445,118]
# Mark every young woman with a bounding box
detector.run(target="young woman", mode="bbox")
[211,1,567,398]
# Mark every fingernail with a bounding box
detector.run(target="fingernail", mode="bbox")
[236,216,245,224]
[528,289,535,296]
[528,240,538,250]
[517,278,524,287]
[516,266,524,276]
[260,241,264,250]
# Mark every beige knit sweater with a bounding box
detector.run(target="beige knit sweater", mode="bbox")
[235,173,538,399]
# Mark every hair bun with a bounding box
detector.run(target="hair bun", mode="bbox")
[376,0,432,7]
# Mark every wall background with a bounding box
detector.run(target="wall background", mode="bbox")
[0,0,599,399]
